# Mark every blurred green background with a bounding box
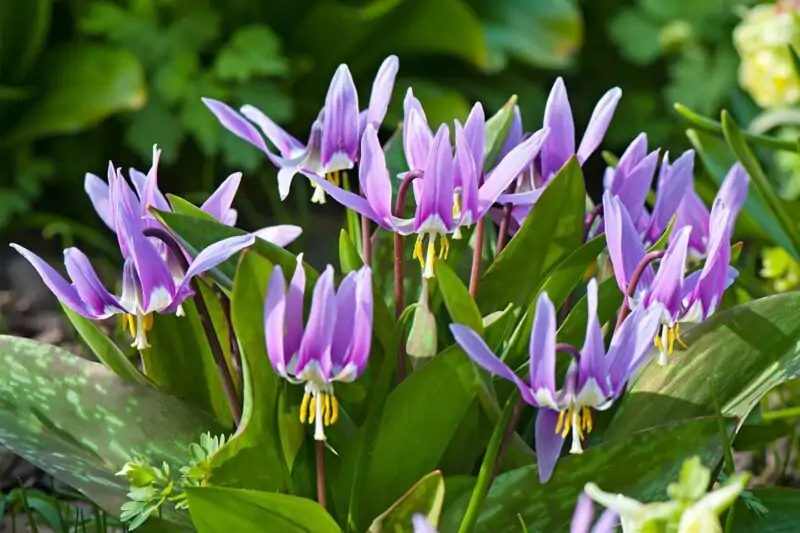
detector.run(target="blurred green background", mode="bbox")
[0,0,769,256]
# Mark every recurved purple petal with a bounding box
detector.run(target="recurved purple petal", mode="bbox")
[535,408,566,483]
[675,190,710,255]
[496,105,522,163]
[718,163,749,229]
[359,124,395,226]
[613,150,659,224]
[296,266,337,381]
[577,87,622,165]
[180,234,257,293]
[340,266,372,380]
[463,103,485,173]
[648,150,694,243]
[264,265,289,377]
[591,510,620,533]
[530,291,558,409]
[403,89,433,172]
[541,78,575,180]
[241,104,305,157]
[571,492,595,533]
[687,199,732,320]
[253,225,303,247]
[203,98,270,153]
[10,244,92,318]
[366,55,399,129]
[577,279,610,404]
[606,305,660,396]
[201,172,241,223]
[602,192,652,297]
[477,127,549,216]
[450,324,535,405]
[64,248,121,318]
[306,173,385,229]
[613,133,648,180]
[285,255,306,361]
[84,172,114,230]
[455,123,479,224]
[644,226,691,320]
[141,145,170,213]
[414,124,454,233]
[322,64,359,171]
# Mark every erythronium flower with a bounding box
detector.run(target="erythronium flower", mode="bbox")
[85,147,303,247]
[644,149,695,243]
[601,133,660,230]
[308,120,548,278]
[570,491,620,533]
[675,163,749,257]
[11,173,257,350]
[264,258,373,441]
[203,56,399,203]
[450,279,660,482]
[604,191,737,365]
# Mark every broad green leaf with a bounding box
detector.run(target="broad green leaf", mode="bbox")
[0,0,51,81]
[606,293,800,439]
[166,194,217,222]
[208,252,293,492]
[339,229,364,274]
[721,111,800,258]
[476,158,585,313]
[185,486,340,533]
[435,261,483,334]
[482,95,518,171]
[733,487,800,533]
[440,417,726,532]
[61,305,147,385]
[479,0,581,71]
[361,348,476,526]
[4,44,146,144]
[152,209,309,289]
[144,292,235,427]
[368,471,445,532]
[503,235,606,370]
[686,128,795,257]
[213,25,288,81]
[0,336,221,521]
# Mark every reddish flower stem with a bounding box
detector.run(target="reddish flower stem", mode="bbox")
[615,249,666,333]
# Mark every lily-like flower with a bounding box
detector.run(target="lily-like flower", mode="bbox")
[675,163,749,257]
[570,491,620,533]
[11,172,256,350]
[604,191,737,365]
[644,149,695,243]
[203,56,399,203]
[602,133,660,230]
[264,258,373,441]
[308,118,548,278]
[85,147,303,248]
[450,279,660,482]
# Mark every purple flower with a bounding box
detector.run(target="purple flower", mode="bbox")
[675,163,749,257]
[450,279,660,482]
[645,150,696,244]
[604,191,737,365]
[264,258,373,440]
[571,491,620,533]
[307,115,548,278]
[11,171,256,350]
[602,133,660,230]
[85,146,303,248]
[203,56,399,203]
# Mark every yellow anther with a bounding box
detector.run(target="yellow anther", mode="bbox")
[143,313,154,331]
[452,194,462,219]
[122,314,135,337]
[413,236,425,268]
[324,393,332,427]
[331,396,339,425]
[326,170,341,186]
[582,407,593,433]
[556,409,566,434]
[560,404,574,438]
[439,236,450,260]
[667,327,676,355]
[654,334,664,353]
[308,396,317,424]
[299,392,311,424]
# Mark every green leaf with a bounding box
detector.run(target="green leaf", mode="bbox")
[185,486,340,533]
[144,295,235,428]
[607,8,662,65]
[207,252,293,492]
[666,50,737,116]
[557,276,622,347]
[476,157,585,313]
[166,194,216,222]
[126,95,185,164]
[61,305,147,385]
[606,293,800,439]
[686,128,797,258]
[733,487,800,533]
[3,44,146,145]
[435,261,483,334]
[503,235,606,370]
[440,417,727,531]
[721,111,800,258]
[214,25,288,81]
[406,296,438,358]
[361,348,476,527]
[482,94,518,172]
[339,230,364,274]
[368,470,445,532]
[677,104,797,152]
[0,0,51,81]
[0,336,221,521]
[481,0,581,71]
